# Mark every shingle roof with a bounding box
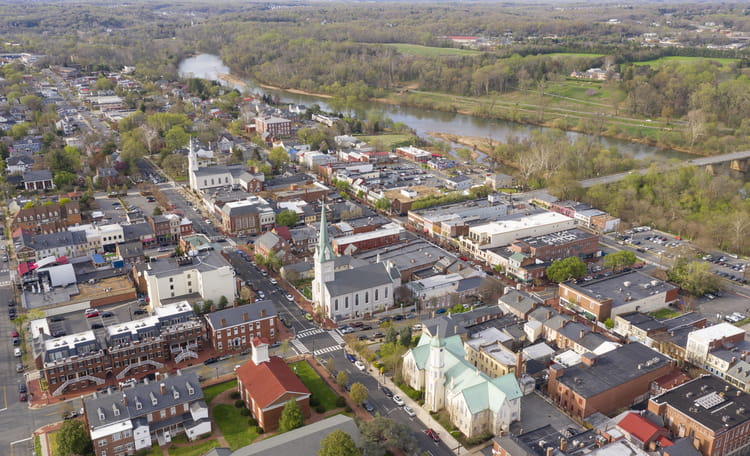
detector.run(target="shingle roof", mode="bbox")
[323,262,396,297]
[235,357,310,410]
[206,301,277,330]
[23,169,53,182]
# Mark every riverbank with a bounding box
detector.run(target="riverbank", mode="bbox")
[217,73,246,87]
[258,82,333,99]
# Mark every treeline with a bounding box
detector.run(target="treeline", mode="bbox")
[582,166,750,255]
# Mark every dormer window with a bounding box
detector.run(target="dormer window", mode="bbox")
[172,386,180,400]
[149,391,158,406]
[186,382,195,395]
[112,404,120,417]
[135,400,142,410]
[97,407,105,421]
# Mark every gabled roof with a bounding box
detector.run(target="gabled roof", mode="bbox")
[618,412,668,444]
[235,357,310,410]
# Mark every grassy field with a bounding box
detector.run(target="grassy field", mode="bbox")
[633,56,740,68]
[168,440,219,456]
[289,360,339,411]
[212,404,260,450]
[650,308,681,319]
[385,43,483,57]
[546,52,604,59]
[203,379,237,404]
[356,134,413,149]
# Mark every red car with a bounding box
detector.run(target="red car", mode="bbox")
[85,309,99,318]
[425,429,440,442]
[11,330,18,338]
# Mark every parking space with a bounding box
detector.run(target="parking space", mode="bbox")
[694,292,750,324]
[122,191,159,216]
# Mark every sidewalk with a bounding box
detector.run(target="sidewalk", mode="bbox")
[378,374,464,454]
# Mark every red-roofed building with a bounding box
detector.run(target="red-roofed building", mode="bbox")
[236,338,311,431]
[617,412,670,450]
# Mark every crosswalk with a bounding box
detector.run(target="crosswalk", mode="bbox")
[291,339,309,354]
[313,345,343,357]
[328,329,345,345]
[296,328,325,339]
[0,281,10,287]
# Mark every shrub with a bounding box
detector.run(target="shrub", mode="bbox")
[248,418,258,427]
[466,432,494,446]
[234,400,246,408]
[316,404,326,414]
[309,396,320,407]
[345,406,352,413]
[229,391,241,400]
[336,396,346,408]
[240,408,250,416]
[256,426,264,434]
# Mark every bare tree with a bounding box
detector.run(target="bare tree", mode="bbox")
[687,109,707,151]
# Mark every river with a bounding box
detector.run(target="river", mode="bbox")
[178,54,690,161]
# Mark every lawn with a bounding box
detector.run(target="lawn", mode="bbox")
[203,379,237,404]
[633,56,739,68]
[168,440,219,456]
[212,404,260,450]
[141,444,163,456]
[650,308,681,319]
[289,360,339,411]
[356,134,413,149]
[48,430,59,456]
[385,43,483,57]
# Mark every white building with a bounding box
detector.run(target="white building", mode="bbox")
[460,212,575,257]
[401,330,523,438]
[134,250,235,306]
[188,138,246,193]
[312,205,400,321]
[685,323,747,367]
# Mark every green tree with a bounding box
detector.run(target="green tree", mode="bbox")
[153,207,162,216]
[604,318,615,329]
[54,171,77,189]
[202,299,214,314]
[319,430,361,456]
[359,416,416,456]
[603,250,637,272]
[375,197,391,212]
[95,77,114,91]
[349,382,368,404]
[399,327,412,347]
[336,370,349,390]
[384,327,398,345]
[57,419,93,456]
[268,146,290,171]
[546,256,588,283]
[164,126,190,151]
[218,295,229,310]
[279,399,304,432]
[276,209,299,227]
[668,257,721,296]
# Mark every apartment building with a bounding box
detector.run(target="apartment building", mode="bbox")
[205,301,280,353]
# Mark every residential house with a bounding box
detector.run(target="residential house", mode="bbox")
[206,301,280,353]
[255,231,295,265]
[11,136,42,155]
[547,343,674,421]
[96,167,120,187]
[6,155,34,174]
[83,371,210,455]
[446,174,472,191]
[12,201,82,234]
[23,170,54,191]
[236,338,311,432]
[116,241,145,264]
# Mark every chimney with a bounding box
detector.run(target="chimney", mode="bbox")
[546,447,554,456]
[560,438,568,452]
[261,309,267,318]
[243,312,249,322]
[122,393,128,406]
[546,310,552,320]
[221,318,227,327]
[160,383,167,395]
[516,294,522,303]
[579,329,586,339]
[515,351,525,379]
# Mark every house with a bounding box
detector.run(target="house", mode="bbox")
[330,224,402,255]
[558,270,679,322]
[499,289,542,320]
[648,375,750,456]
[485,173,515,190]
[255,231,295,265]
[236,338,311,432]
[14,229,89,262]
[96,167,120,186]
[23,169,54,191]
[312,205,401,321]
[395,146,431,162]
[446,174,472,191]
[116,241,145,264]
[546,343,674,421]
[401,329,523,438]
[11,136,42,155]
[132,250,235,306]
[6,155,34,174]
[217,197,275,235]
[205,301,280,353]
[83,371,210,455]
[12,201,82,235]
[684,323,747,373]
[510,228,599,262]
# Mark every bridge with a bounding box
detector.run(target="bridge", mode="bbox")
[578,150,750,188]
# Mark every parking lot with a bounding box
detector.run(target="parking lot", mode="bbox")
[47,300,150,337]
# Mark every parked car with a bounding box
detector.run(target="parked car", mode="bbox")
[269,278,278,285]
[101,311,114,318]
[382,387,393,398]
[403,405,416,417]
[345,353,357,363]
[425,429,440,442]
[84,309,99,318]
[14,347,21,357]
[354,360,366,371]
[133,309,147,315]
[49,316,65,322]
[362,401,375,413]
[286,294,294,302]
[203,357,219,365]
[16,363,23,373]
[393,395,405,406]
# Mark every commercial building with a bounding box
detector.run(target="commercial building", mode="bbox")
[217,197,275,236]
[648,375,750,456]
[558,270,679,322]
[546,342,674,420]
[254,116,292,137]
[509,228,599,262]
[330,224,402,255]
[83,371,210,456]
[12,200,82,234]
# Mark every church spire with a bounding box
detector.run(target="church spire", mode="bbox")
[316,202,335,263]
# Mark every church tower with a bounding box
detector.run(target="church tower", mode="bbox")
[312,203,335,314]
[188,137,199,191]
[425,334,446,412]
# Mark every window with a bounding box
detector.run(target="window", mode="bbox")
[365,292,369,303]
[384,287,388,298]
[160,410,166,418]
[355,294,359,306]
[170,407,176,415]
[375,289,379,300]
[345,297,349,308]
[334,299,338,311]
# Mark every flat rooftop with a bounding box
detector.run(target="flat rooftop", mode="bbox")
[515,227,597,247]
[652,375,750,432]
[564,270,677,308]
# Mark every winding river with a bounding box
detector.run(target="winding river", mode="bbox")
[178,54,691,161]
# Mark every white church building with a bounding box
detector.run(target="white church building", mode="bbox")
[401,330,523,438]
[188,138,263,194]
[312,205,400,321]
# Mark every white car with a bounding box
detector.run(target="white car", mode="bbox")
[14,347,22,357]
[354,360,366,371]
[269,278,278,285]
[286,294,294,302]
[393,395,405,406]
[403,405,416,417]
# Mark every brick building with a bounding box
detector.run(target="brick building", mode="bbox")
[236,338,311,432]
[149,215,173,244]
[510,228,599,262]
[35,302,204,397]
[83,371,210,456]
[546,342,674,421]
[254,231,295,265]
[205,301,279,353]
[330,225,402,255]
[217,197,275,235]
[255,116,291,137]
[12,201,82,234]
[648,375,750,456]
